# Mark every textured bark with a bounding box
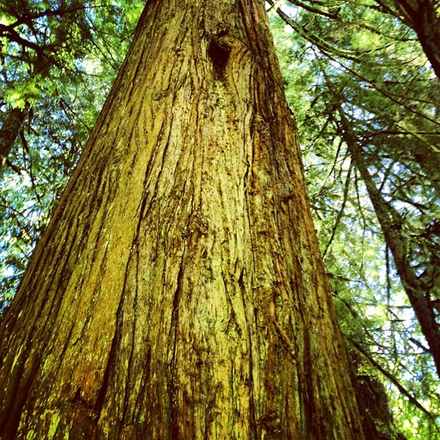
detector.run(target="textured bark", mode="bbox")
[0,104,29,171]
[0,1,365,438]
[337,106,440,378]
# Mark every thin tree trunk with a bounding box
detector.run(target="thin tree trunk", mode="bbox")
[337,105,440,377]
[0,104,29,171]
[0,1,366,438]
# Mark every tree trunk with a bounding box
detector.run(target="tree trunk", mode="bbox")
[0,1,366,438]
[0,104,29,172]
[394,0,440,80]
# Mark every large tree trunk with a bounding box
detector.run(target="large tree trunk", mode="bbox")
[0,1,366,438]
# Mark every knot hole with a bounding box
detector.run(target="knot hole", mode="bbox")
[208,38,231,73]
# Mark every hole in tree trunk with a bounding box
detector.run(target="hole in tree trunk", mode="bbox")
[208,38,231,73]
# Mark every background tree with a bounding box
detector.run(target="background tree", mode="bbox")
[0,0,91,169]
[378,0,440,79]
[0,0,142,305]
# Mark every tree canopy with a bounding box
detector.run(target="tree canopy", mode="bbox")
[1,1,439,438]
